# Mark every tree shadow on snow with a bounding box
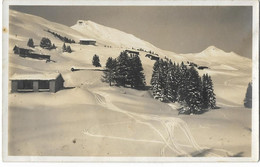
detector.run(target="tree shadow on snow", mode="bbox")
[178,106,222,115]
[190,149,212,157]
[63,86,75,90]
[228,152,244,157]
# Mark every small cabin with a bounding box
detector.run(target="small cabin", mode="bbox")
[10,73,64,93]
[13,46,50,61]
[145,54,159,61]
[13,45,33,55]
[79,39,96,45]
[19,53,51,60]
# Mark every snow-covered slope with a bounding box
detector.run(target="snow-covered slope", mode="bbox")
[71,20,166,55]
[7,9,253,157]
[9,10,89,47]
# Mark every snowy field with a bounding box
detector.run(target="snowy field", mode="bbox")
[7,10,252,157]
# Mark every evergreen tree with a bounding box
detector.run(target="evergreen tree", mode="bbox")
[151,59,167,101]
[151,60,161,100]
[115,51,130,87]
[160,59,169,101]
[202,74,209,108]
[244,82,252,108]
[202,74,216,109]
[165,65,174,102]
[126,55,136,88]
[185,66,203,114]
[40,37,52,49]
[130,55,146,89]
[150,60,159,86]
[66,45,72,53]
[92,54,101,67]
[207,76,216,109]
[62,43,67,52]
[52,44,56,49]
[178,62,188,102]
[166,62,178,102]
[102,57,117,86]
[27,38,34,48]
[173,62,182,101]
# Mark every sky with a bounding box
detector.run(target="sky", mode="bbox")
[10,6,252,58]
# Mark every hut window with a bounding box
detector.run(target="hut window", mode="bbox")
[39,80,49,89]
[18,80,33,89]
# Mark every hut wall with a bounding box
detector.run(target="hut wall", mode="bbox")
[55,75,64,92]
[11,80,18,92]
[49,80,56,93]
[80,41,96,45]
[33,81,39,92]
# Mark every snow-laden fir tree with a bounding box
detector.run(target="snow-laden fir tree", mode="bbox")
[27,38,34,48]
[202,74,216,109]
[92,54,101,67]
[128,55,146,89]
[62,43,67,52]
[126,54,135,88]
[115,51,130,87]
[173,63,182,101]
[165,61,174,102]
[150,60,159,86]
[151,60,163,101]
[166,61,179,102]
[178,62,188,103]
[102,57,117,86]
[160,59,169,101]
[207,75,216,109]
[184,66,203,114]
[244,82,252,108]
[66,45,72,53]
[150,59,168,102]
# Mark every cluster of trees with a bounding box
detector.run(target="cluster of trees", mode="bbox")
[92,54,101,67]
[40,37,56,50]
[102,51,146,89]
[47,30,75,43]
[151,59,216,114]
[244,82,252,108]
[62,43,72,53]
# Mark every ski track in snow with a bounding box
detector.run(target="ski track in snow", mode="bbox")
[82,90,233,157]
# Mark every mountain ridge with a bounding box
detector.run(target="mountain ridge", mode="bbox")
[9,9,251,72]
[71,19,165,55]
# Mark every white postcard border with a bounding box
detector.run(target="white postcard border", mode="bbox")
[2,0,259,162]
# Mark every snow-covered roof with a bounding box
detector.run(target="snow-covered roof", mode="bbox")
[10,72,62,81]
[125,49,139,53]
[79,39,96,42]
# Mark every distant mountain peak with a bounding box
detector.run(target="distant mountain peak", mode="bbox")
[77,20,94,25]
[201,45,232,56]
[71,19,163,54]
[204,45,221,52]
